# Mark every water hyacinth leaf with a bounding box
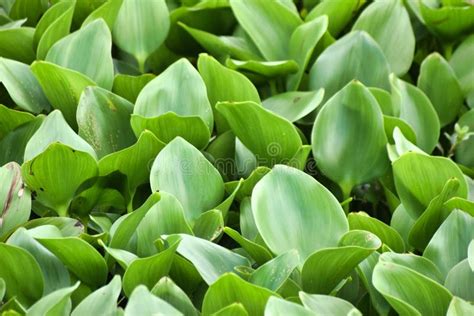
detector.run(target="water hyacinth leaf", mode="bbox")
[217,102,302,166]
[311,81,389,196]
[101,244,137,270]
[6,228,69,295]
[31,61,96,129]
[150,137,224,223]
[35,1,75,60]
[202,273,276,316]
[373,259,452,315]
[0,243,43,307]
[112,73,154,103]
[46,19,114,89]
[0,58,50,113]
[417,53,463,127]
[309,31,390,104]
[181,24,262,61]
[0,278,4,302]
[449,34,474,107]
[151,277,199,316]
[0,162,31,239]
[22,143,98,216]
[392,152,468,218]
[124,285,182,316]
[9,0,47,26]
[305,0,365,36]
[0,104,34,140]
[252,165,348,262]
[301,230,381,294]
[299,292,362,316]
[27,282,79,316]
[169,234,250,285]
[262,90,324,123]
[134,58,213,129]
[82,0,123,30]
[77,86,136,159]
[193,209,223,241]
[23,217,84,238]
[264,297,315,316]
[386,127,423,163]
[352,0,415,75]
[383,116,417,146]
[0,27,35,63]
[390,75,440,153]
[348,212,405,252]
[287,16,327,91]
[445,259,474,301]
[0,117,43,165]
[36,237,107,288]
[229,0,301,61]
[239,197,259,240]
[24,110,96,162]
[197,53,260,133]
[424,210,474,277]
[469,240,474,271]
[378,253,443,284]
[447,297,474,316]
[225,59,299,79]
[131,112,211,149]
[136,192,192,257]
[113,0,170,71]
[224,226,273,265]
[455,109,474,168]
[122,239,179,296]
[71,275,121,316]
[249,250,299,292]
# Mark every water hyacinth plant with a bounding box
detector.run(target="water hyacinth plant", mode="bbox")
[0,0,473,315]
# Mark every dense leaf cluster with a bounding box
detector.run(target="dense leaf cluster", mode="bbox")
[0,0,473,315]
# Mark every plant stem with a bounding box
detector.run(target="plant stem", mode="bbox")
[340,183,353,213]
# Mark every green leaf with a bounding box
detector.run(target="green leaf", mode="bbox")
[449,34,474,108]
[0,243,43,307]
[0,104,34,140]
[252,165,348,262]
[224,226,273,265]
[445,259,474,301]
[390,75,440,153]
[122,239,179,296]
[151,277,199,316]
[229,0,301,60]
[0,278,5,302]
[264,297,315,316]
[469,240,474,271]
[36,236,108,288]
[135,192,192,257]
[82,0,123,30]
[213,303,249,316]
[111,73,154,103]
[447,297,474,316]
[197,53,260,134]
[352,0,415,75]
[392,152,468,218]
[150,137,224,223]
[455,109,474,168]
[9,0,47,26]
[193,209,224,241]
[22,143,98,216]
[27,282,79,316]
[46,19,113,89]
[0,162,31,239]
[77,86,136,159]
[312,81,389,195]
[299,292,362,316]
[202,273,276,316]
[424,210,474,277]
[7,227,70,295]
[217,101,302,167]
[249,250,299,292]
[34,0,75,60]
[113,0,170,70]
[71,275,121,316]
[0,27,36,63]
[418,53,464,127]
[225,59,299,79]
[262,90,324,123]
[373,259,452,315]
[124,285,182,316]
[348,212,405,252]
[309,31,390,105]
[0,58,50,113]
[31,61,96,129]
[287,16,327,90]
[306,0,365,37]
[301,230,381,294]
